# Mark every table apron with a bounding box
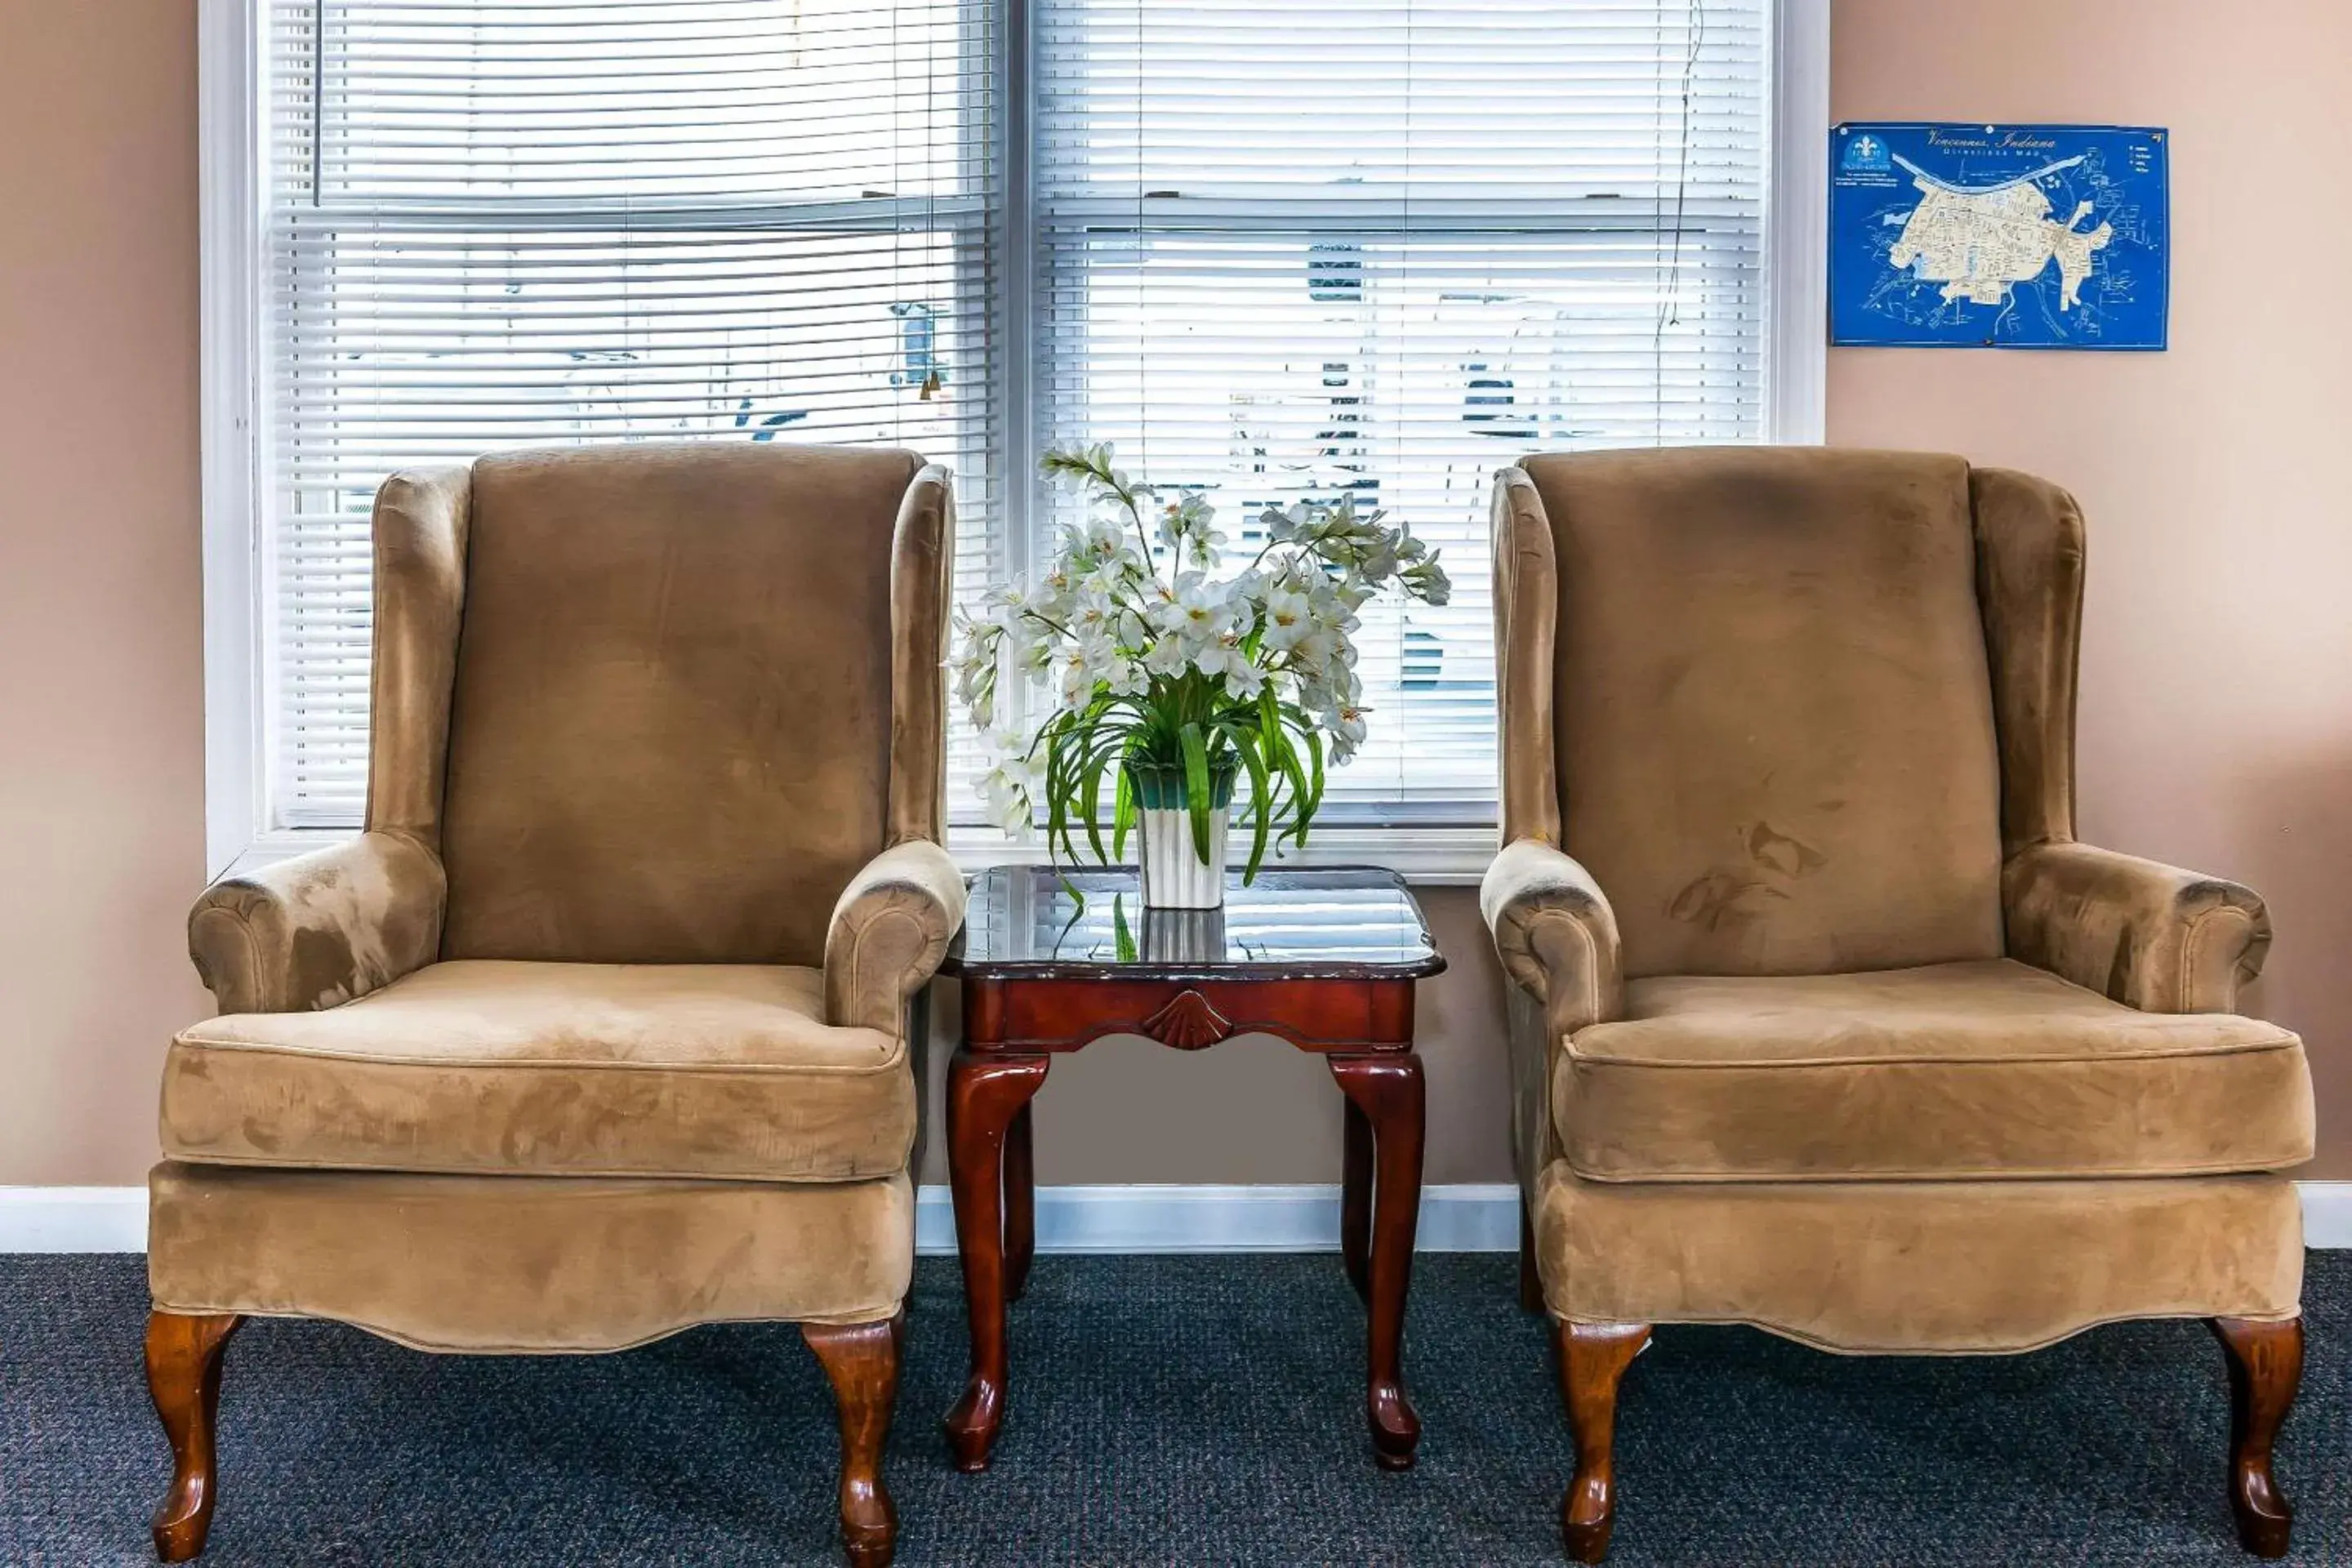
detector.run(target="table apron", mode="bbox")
[963,975,1419,1053]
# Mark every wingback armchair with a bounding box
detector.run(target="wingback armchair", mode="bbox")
[144,444,965,1568]
[1483,448,2313,1562]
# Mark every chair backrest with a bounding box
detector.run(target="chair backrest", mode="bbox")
[1512,447,2007,978]
[426,442,942,966]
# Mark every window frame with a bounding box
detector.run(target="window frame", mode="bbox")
[199,0,1828,882]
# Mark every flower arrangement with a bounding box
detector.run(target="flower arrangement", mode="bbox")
[953,443,1450,892]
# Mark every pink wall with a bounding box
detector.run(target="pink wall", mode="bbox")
[1833,0,2352,1175]
[0,0,212,1185]
[0,0,2344,1186]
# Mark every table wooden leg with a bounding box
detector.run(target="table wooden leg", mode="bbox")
[943,1049,1049,1473]
[1004,1102,1036,1304]
[1328,1052,1424,1471]
[1340,1094,1372,1305]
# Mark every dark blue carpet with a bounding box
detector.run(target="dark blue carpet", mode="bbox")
[2,1253,2343,1566]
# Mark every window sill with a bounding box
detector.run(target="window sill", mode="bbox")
[220,823,1500,887]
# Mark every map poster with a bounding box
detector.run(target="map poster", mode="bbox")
[1829,122,2169,350]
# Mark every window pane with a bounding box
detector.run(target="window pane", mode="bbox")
[1034,0,1771,817]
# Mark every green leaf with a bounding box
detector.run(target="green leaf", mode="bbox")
[1113,764,1135,862]
[1297,726,1325,847]
[1079,729,1115,866]
[1178,722,1214,864]
[1233,727,1273,883]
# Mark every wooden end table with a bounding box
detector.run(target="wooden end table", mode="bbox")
[938,863,1447,1473]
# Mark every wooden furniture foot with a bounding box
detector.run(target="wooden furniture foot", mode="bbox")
[1553,1321,1649,1564]
[2210,1315,2301,1558]
[943,1049,1049,1472]
[1329,1052,1424,1470]
[145,1310,242,1562]
[804,1313,904,1568]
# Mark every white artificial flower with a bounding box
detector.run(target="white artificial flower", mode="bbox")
[1259,583,1316,654]
[1193,634,1266,702]
[1140,635,1192,677]
[1260,501,1308,545]
[1321,702,1369,763]
[1401,555,1452,606]
[977,733,1043,833]
[1354,537,1401,583]
[1155,572,1238,642]
[1009,620,1057,677]
[1067,586,1121,641]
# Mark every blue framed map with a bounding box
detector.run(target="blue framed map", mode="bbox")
[1829,122,2169,350]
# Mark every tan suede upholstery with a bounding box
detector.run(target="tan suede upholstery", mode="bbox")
[1560,960,2312,1182]
[1534,1163,2303,1355]
[439,445,941,966]
[149,1162,914,1351]
[162,961,915,1181]
[2005,841,2274,1014]
[1486,448,2313,1354]
[188,831,445,1015]
[158,445,962,1383]
[1522,447,2004,980]
[826,839,968,1034]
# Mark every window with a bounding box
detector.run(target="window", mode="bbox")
[206,0,1820,871]
[247,0,1000,830]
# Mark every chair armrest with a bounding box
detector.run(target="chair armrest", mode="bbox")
[825,840,969,1034]
[1482,837,1624,1035]
[187,830,447,1013]
[2003,840,2272,1014]
[1481,837,1624,1204]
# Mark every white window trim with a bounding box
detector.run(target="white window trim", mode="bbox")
[198,0,1830,884]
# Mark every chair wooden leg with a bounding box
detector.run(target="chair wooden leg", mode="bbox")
[1552,1321,1649,1565]
[145,1310,242,1563]
[2210,1316,2301,1558]
[804,1313,904,1568]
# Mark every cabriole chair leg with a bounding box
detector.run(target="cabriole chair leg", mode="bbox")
[804,1312,905,1568]
[145,1310,243,1562]
[2210,1315,2302,1558]
[1552,1320,1649,1564]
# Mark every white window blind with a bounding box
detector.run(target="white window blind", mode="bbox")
[261,0,1000,826]
[1032,0,1771,817]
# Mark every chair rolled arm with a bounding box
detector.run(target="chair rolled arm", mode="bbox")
[2003,840,2273,1014]
[1481,837,1624,1037]
[187,830,447,1014]
[824,839,969,1034]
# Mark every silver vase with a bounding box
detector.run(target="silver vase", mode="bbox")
[1138,804,1228,909]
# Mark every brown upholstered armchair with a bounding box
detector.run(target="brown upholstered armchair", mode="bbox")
[1484,448,2314,1562]
[144,444,964,1568]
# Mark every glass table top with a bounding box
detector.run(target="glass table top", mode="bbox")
[946,864,1446,980]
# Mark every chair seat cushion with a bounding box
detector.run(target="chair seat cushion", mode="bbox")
[162,961,915,1182]
[1557,959,2312,1181]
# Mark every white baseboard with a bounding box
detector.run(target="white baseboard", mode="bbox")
[910,1182,1517,1254]
[0,1182,1517,1256]
[7,1180,2349,1255]
[0,1186,149,1252]
[2299,1179,2352,1248]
